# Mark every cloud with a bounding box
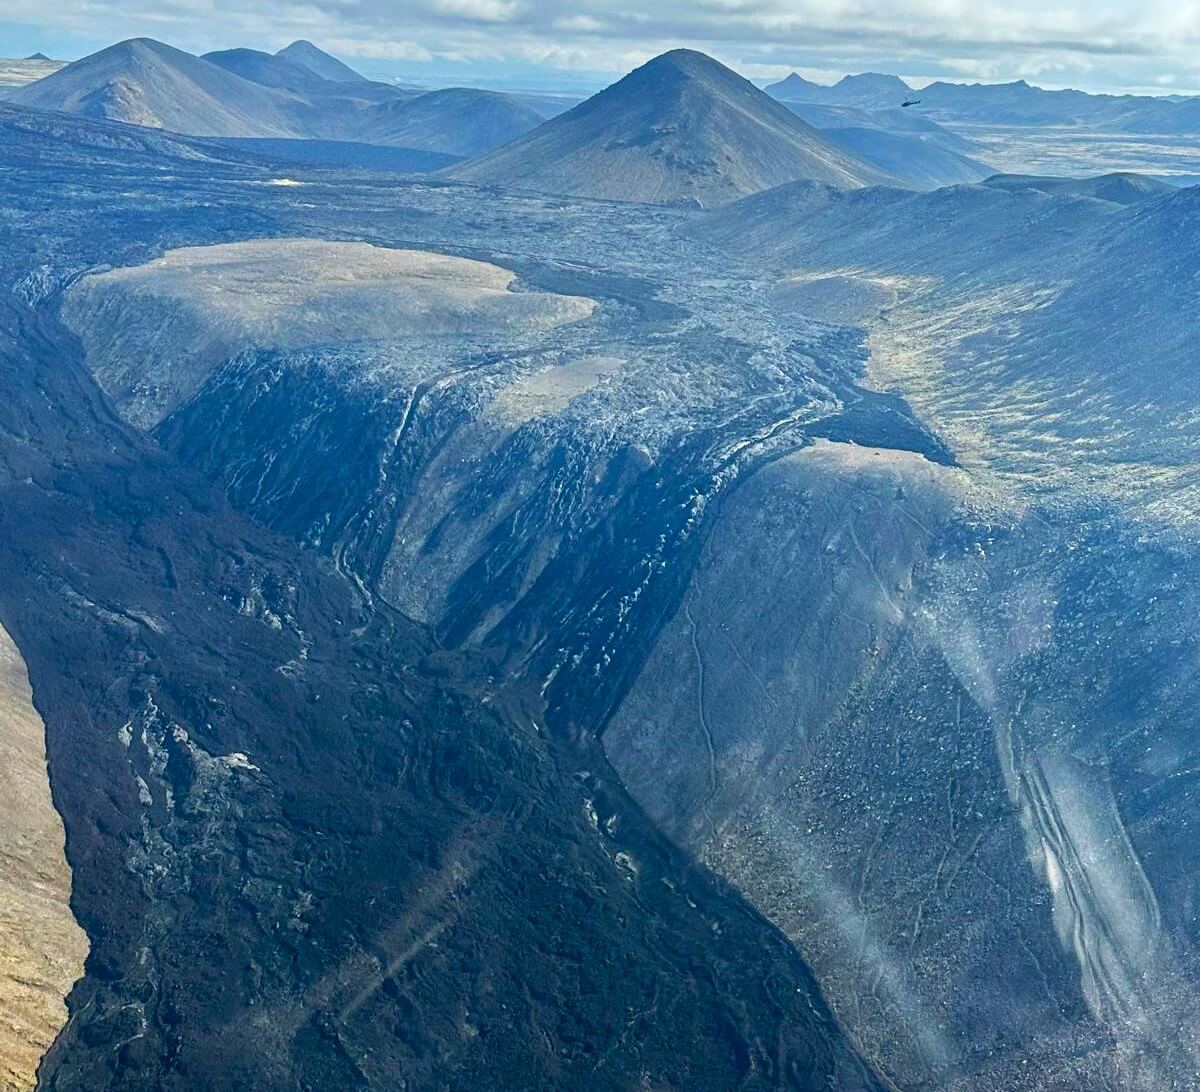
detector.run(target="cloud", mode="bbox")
[9,0,1200,94]
[429,0,522,22]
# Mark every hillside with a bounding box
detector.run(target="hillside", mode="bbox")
[821,125,992,188]
[355,87,543,155]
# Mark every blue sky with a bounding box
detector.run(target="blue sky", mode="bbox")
[3,1,1200,95]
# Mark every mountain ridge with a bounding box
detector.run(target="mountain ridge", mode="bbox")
[767,68,1200,131]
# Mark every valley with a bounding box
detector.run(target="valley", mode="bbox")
[1,30,1199,1092]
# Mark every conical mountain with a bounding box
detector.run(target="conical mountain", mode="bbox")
[447,49,895,206]
[275,40,367,83]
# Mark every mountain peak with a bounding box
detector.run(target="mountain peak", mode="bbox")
[834,72,912,95]
[643,48,724,71]
[275,39,365,83]
[764,72,826,101]
[610,48,747,93]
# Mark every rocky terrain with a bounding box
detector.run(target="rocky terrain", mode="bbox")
[2,41,1199,1092]
[0,101,884,1092]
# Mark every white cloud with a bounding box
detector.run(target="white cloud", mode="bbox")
[8,0,1200,95]
[430,0,522,22]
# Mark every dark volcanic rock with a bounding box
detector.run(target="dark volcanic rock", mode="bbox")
[0,110,882,1091]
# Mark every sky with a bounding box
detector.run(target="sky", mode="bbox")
[3,0,1200,96]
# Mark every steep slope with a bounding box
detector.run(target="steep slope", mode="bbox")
[446,49,894,206]
[0,624,88,1092]
[355,87,543,155]
[62,240,596,428]
[276,39,367,83]
[8,38,300,136]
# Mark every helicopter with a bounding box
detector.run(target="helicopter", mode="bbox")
[901,97,922,108]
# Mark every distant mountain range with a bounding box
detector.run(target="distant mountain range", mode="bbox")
[766,70,1200,133]
[12,37,1198,203]
[7,38,543,156]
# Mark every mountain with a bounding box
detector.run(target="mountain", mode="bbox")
[446,49,894,206]
[766,71,913,109]
[201,46,411,113]
[694,177,1118,281]
[915,79,1148,126]
[698,169,1200,515]
[767,70,1200,133]
[10,37,526,154]
[202,47,342,94]
[8,38,299,136]
[761,87,999,188]
[275,39,366,83]
[1124,96,1200,134]
[827,72,913,108]
[766,72,824,99]
[354,87,543,155]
